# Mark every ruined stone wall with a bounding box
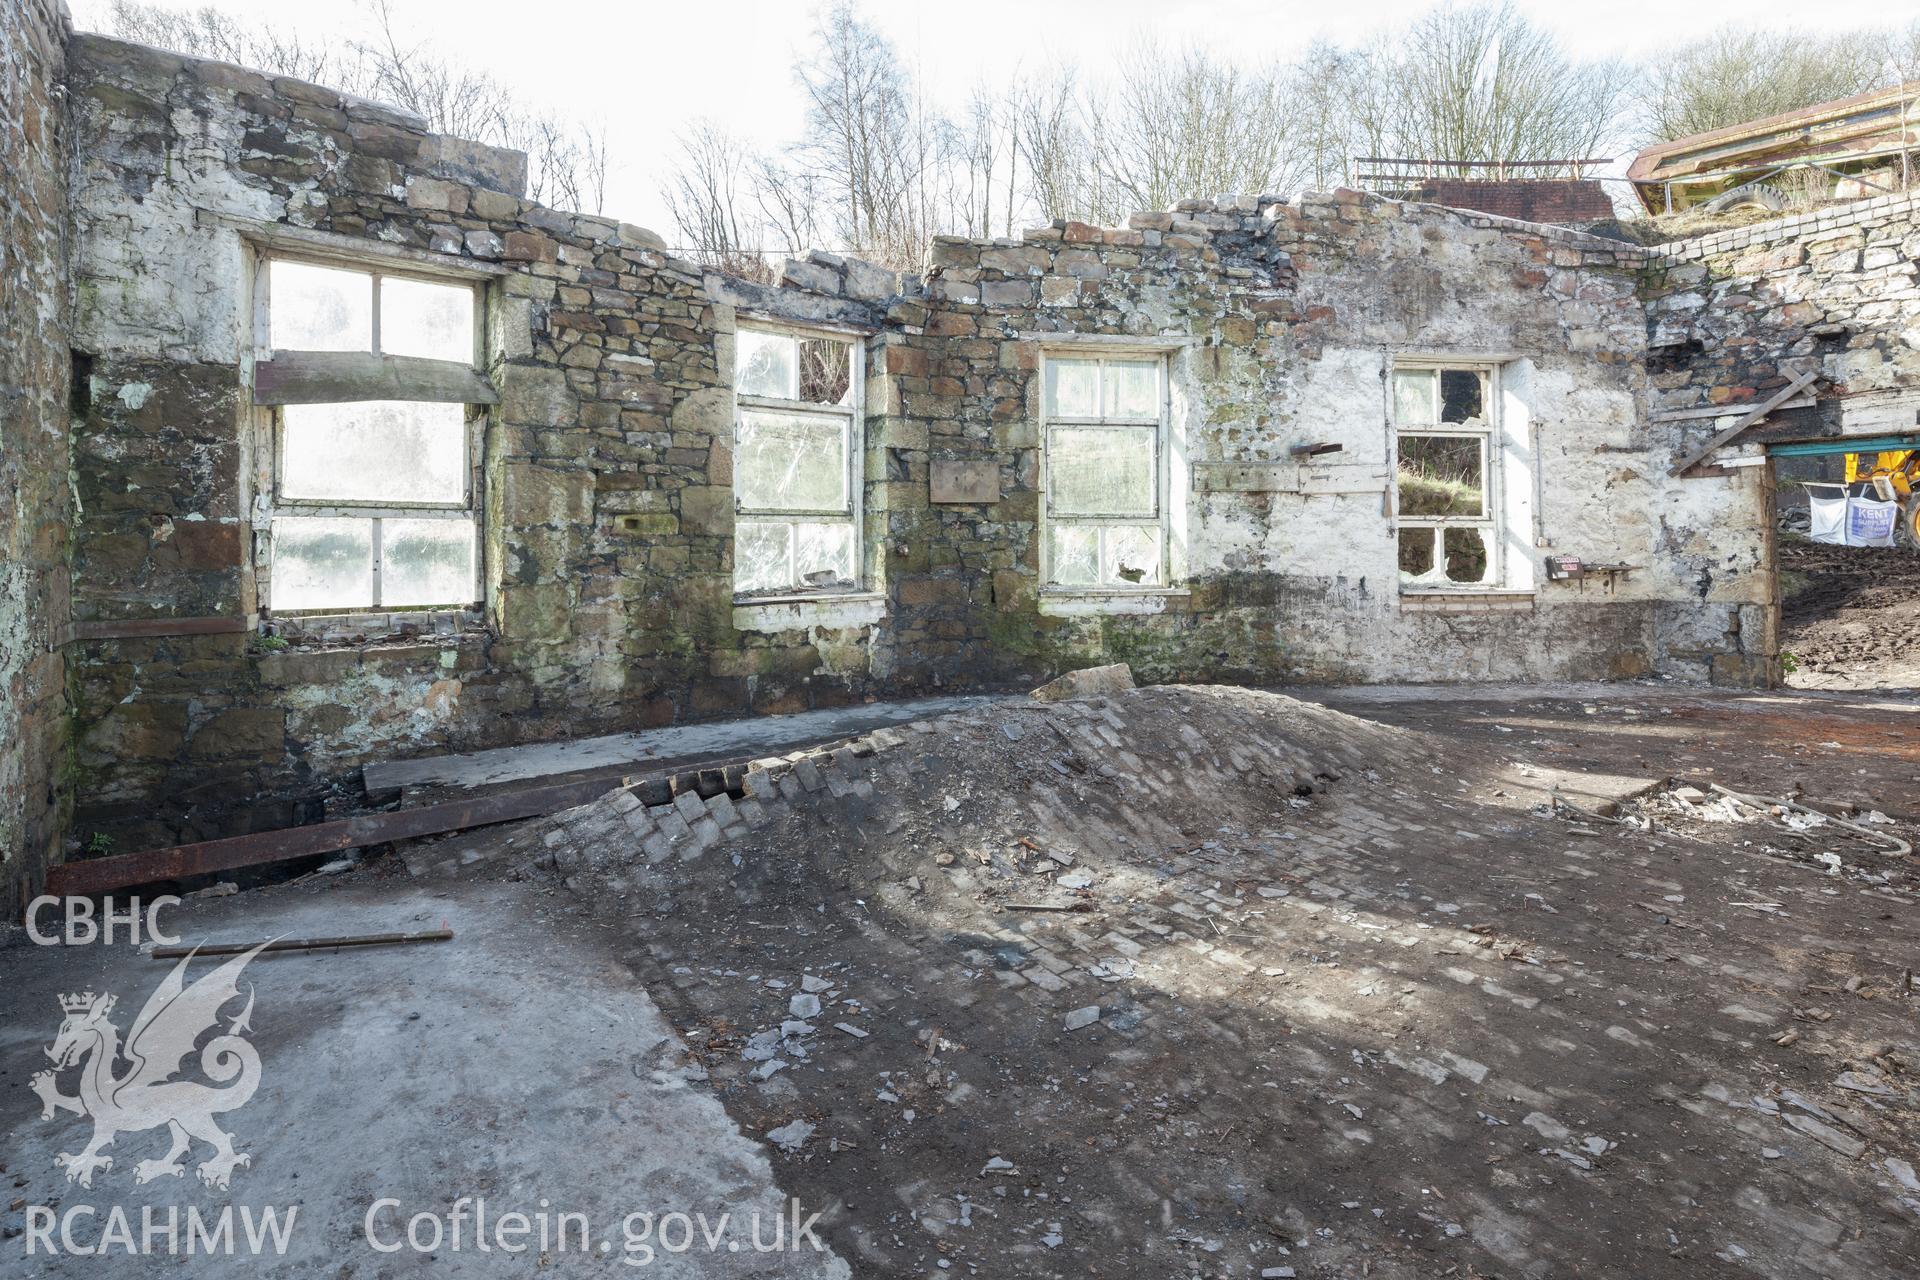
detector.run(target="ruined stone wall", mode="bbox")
[0,0,72,914]
[880,194,1675,687]
[1641,191,1920,683]
[1647,192,1920,423]
[57,31,1920,855]
[62,34,876,850]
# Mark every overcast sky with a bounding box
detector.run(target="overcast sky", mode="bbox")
[67,0,1919,239]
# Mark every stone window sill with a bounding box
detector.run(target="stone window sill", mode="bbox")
[1039,588,1189,617]
[265,607,487,647]
[733,592,887,631]
[1399,590,1535,614]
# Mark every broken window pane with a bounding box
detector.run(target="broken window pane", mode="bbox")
[380,277,474,363]
[1397,434,1485,517]
[736,411,848,513]
[1103,524,1161,586]
[1440,368,1485,423]
[1398,527,1438,583]
[1045,359,1098,418]
[1048,426,1156,516]
[735,520,791,594]
[736,330,794,399]
[270,260,372,353]
[797,337,853,405]
[382,517,476,606]
[1103,360,1160,419]
[1049,524,1099,587]
[1443,526,1492,584]
[281,401,467,505]
[1392,369,1436,427]
[272,516,372,609]
[794,521,855,588]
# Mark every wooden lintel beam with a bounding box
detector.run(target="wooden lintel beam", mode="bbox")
[1668,371,1819,477]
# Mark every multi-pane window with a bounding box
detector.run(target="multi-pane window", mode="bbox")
[1042,354,1166,588]
[732,327,863,597]
[1393,364,1499,590]
[258,258,482,611]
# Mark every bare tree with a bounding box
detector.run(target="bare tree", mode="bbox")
[661,121,776,278]
[792,2,935,268]
[1350,3,1631,173]
[1093,42,1302,214]
[751,155,826,263]
[1287,40,1362,190]
[1641,27,1900,142]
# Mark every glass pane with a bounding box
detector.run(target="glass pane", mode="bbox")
[1103,360,1160,419]
[270,260,372,352]
[281,402,467,504]
[736,411,848,513]
[272,517,372,610]
[797,337,853,406]
[1049,524,1099,587]
[1049,426,1156,516]
[1440,369,1485,424]
[735,520,791,594]
[1392,369,1436,427]
[380,277,474,363]
[1397,527,1438,583]
[794,521,855,588]
[1444,526,1492,585]
[1045,359,1098,418]
[383,518,476,606]
[1103,524,1161,586]
[1397,434,1484,517]
[736,331,794,398]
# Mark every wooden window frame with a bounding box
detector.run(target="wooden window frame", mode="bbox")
[1039,350,1171,593]
[1392,360,1505,593]
[731,322,867,602]
[250,251,490,616]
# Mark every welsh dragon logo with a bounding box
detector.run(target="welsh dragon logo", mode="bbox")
[30,943,267,1190]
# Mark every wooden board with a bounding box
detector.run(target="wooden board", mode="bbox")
[1668,371,1818,476]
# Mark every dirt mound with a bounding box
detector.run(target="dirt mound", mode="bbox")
[537,685,1424,918]
[1779,536,1920,690]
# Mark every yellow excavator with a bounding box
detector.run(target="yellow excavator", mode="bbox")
[1844,449,1920,547]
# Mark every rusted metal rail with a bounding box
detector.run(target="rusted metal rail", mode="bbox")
[43,774,640,899]
[151,928,455,959]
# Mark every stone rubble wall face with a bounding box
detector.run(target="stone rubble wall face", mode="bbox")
[53,33,1920,851]
[1644,191,1920,422]
[0,0,72,914]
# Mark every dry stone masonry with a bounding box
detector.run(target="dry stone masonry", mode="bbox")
[3,15,1920,904]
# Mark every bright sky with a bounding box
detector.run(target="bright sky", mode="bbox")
[67,0,1919,237]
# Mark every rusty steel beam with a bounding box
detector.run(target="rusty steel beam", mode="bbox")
[43,774,639,899]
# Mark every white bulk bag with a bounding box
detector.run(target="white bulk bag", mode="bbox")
[1806,487,1848,545]
[1844,496,1899,547]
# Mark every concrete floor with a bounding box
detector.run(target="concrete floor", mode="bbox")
[1,874,848,1276]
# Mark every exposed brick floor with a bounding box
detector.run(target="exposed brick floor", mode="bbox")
[447,685,1920,1278]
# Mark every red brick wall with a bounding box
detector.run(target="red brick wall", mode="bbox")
[1411,180,1616,226]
